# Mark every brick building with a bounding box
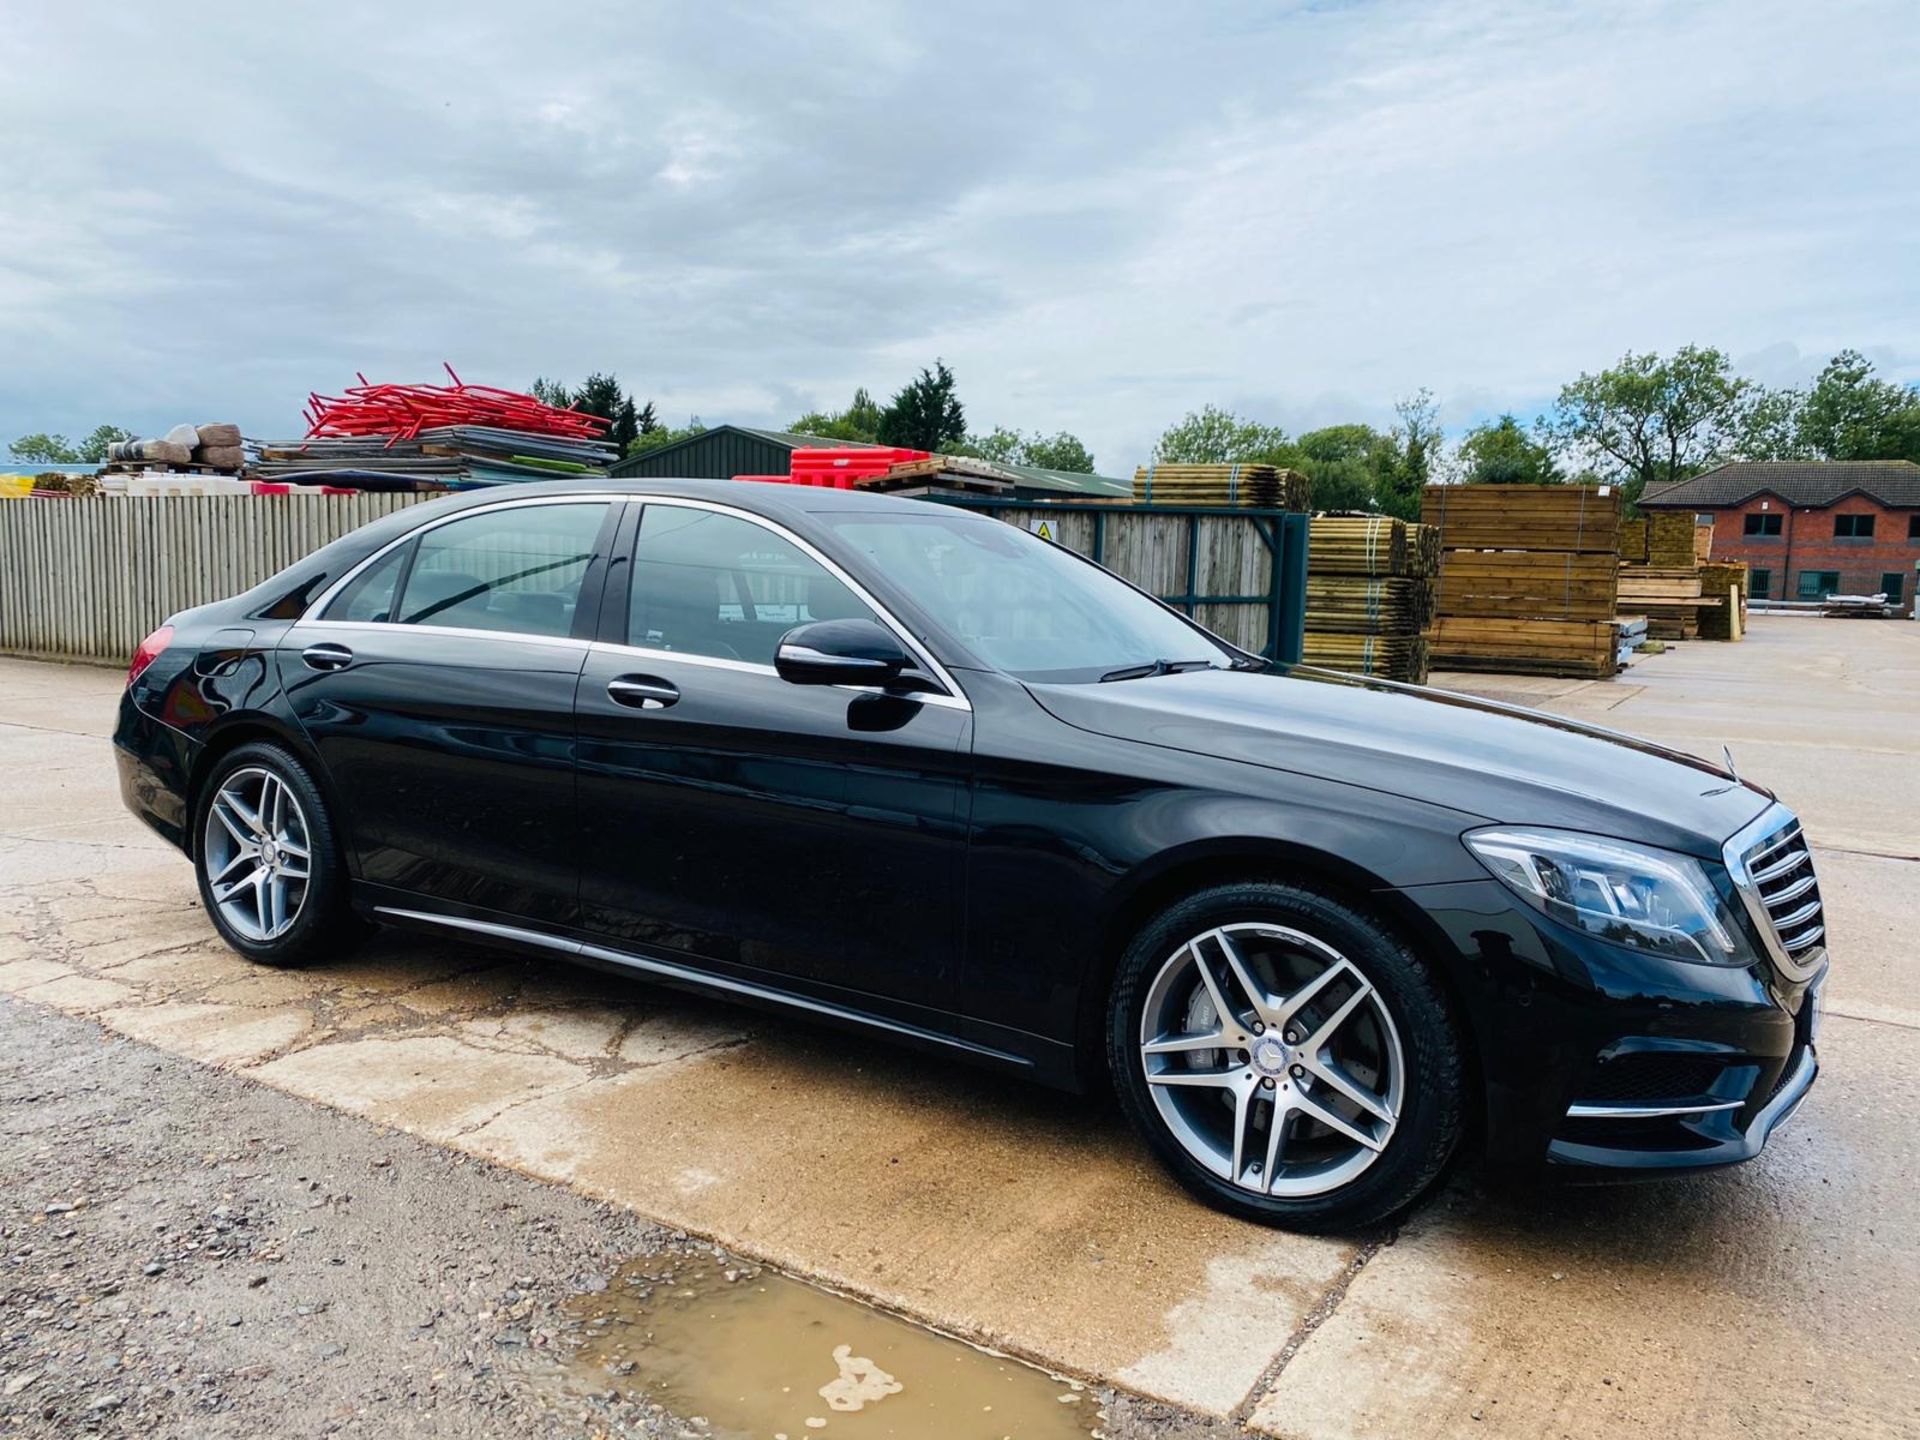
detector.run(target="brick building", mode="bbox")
[1641,461,1920,615]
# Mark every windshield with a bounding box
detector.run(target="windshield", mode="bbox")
[825,510,1234,683]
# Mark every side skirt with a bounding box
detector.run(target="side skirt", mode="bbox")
[368,902,1073,1085]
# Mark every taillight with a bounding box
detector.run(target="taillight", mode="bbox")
[127,625,175,687]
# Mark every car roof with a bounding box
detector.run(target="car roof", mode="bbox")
[468,476,948,522]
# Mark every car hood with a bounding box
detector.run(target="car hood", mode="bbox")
[1026,666,1775,859]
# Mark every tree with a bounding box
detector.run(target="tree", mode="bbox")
[610,398,639,457]
[961,425,1096,472]
[626,418,707,455]
[10,433,82,463]
[877,361,966,451]
[1378,390,1441,519]
[78,425,137,462]
[572,373,624,427]
[1539,346,1750,507]
[1291,424,1398,512]
[790,387,886,444]
[1730,386,1807,461]
[1455,415,1561,485]
[634,400,659,437]
[1151,405,1289,464]
[1794,350,1920,462]
[529,377,572,409]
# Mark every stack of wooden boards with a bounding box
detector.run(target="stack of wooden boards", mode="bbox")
[1422,485,1622,677]
[1301,516,1439,683]
[1616,513,1740,641]
[1132,463,1312,512]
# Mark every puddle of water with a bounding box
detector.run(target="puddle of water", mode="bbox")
[559,1252,1102,1439]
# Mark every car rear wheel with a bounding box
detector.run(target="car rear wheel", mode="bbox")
[194,742,363,967]
[1108,881,1463,1232]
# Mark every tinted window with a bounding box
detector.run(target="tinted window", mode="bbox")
[629,506,874,665]
[324,543,409,623]
[397,503,607,637]
[1834,514,1874,538]
[1797,570,1840,600]
[1743,513,1782,536]
[825,510,1231,683]
[1881,572,1904,604]
[1748,567,1772,598]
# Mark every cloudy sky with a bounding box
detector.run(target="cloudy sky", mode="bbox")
[2,0,1915,471]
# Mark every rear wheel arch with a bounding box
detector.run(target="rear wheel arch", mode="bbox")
[187,716,336,859]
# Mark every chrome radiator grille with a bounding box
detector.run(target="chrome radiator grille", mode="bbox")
[1737,814,1826,973]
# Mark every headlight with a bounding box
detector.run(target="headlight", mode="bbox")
[1464,827,1753,966]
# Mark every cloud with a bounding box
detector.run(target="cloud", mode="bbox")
[1,0,1914,471]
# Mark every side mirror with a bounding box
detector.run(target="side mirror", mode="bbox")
[775,619,911,687]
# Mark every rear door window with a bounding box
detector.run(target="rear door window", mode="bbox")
[323,543,410,623]
[396,502,609,638]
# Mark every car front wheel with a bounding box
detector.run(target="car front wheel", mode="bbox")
[194,741,363,967]
[1108,881,1463,1232]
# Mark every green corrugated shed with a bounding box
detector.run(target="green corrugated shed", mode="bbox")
[609,426,882,480]
[610,424,1131,498]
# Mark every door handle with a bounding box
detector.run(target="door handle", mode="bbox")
[302,642,354,672]
[607,675,680,710]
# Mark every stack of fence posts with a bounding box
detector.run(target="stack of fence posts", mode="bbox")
[1300,516,1437,683]
[1421,484,1623,678]
[0,494,430,662]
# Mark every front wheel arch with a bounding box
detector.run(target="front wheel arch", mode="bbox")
[1075,842,1476,1093]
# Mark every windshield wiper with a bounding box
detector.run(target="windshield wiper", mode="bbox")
[1099,658,1220,683]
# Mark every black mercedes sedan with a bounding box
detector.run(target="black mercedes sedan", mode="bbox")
[114,480,1824,1231]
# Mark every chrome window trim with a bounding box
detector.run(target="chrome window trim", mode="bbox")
[625,497,971,712]
[1722,801,1827,982]
[300,489,971,712]
[304,493,623,619]
[375,906,1026,1067]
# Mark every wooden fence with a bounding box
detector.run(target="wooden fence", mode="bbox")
[0,491,1312,667]
[0,495,431,663]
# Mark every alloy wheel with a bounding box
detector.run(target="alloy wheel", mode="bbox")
[202,766,312,943]
[1138,922,1404,1198]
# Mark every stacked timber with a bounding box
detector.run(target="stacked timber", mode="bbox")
[1698,562,1748,641]
[1302,515,1437,683]
[1646,512,1704,567]
[1132,463,1311,512]
[1618,567,1718,640]
[1421,485,1622,678]
[1619,517,1648,564]
[1621,513,1737,641]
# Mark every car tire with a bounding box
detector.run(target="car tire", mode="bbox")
[192,741,365,968]
[1108,880,1463,1232]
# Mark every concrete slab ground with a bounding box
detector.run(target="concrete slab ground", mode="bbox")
[2,612,1916,1436]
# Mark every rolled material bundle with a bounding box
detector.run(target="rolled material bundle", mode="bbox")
[196,423,242,448]
[107,439,193,466]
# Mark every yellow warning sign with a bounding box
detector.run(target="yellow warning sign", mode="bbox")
[1028,517,1057,543]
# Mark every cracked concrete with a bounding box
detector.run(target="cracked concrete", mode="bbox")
[2,615,1917,1436]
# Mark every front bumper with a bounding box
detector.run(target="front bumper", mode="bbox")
[1400,877,1824,1176]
